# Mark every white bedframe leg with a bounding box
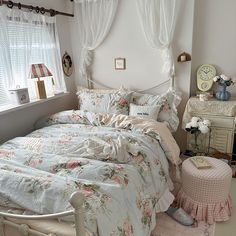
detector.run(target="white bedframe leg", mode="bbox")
[69,192,86,236]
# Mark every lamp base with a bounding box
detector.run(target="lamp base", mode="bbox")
[35,80,47,99]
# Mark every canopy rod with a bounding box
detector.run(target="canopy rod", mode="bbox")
[0,0,74,17]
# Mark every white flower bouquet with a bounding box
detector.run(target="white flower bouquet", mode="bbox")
[185,117,211,134]
[213,74,236,87]
[213,74,235,101]
[185,117,211,154]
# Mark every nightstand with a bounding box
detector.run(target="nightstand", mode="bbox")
[182,97,236,158]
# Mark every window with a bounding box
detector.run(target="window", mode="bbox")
[0,7,66,107]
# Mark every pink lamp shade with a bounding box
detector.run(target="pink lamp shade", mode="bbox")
[30,63,52,79]
[30,64,52,100]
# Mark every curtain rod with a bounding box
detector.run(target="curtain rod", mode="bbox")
[0,0,74,17]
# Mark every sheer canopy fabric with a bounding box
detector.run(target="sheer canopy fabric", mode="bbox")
[0,6,66,100]
[74,0,119,82]
[136,0,178,78]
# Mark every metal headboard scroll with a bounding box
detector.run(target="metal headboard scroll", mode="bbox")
[85,75,174,93]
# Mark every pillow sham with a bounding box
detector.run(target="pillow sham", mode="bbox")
[131,88,181,132]
[77,88,132,115]
[129,103,161,120]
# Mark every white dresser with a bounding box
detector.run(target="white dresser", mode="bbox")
[183,97,236,154]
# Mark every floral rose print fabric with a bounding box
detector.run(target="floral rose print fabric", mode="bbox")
[77,89,132,115]
[0,110,179,236]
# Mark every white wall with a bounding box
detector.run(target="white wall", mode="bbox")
[191,0,236,96]
[5,0,234,150]
[0,0,76,143]
[70,0,195,150]
[3,0,235,149]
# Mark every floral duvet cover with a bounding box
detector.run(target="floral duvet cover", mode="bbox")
[0,110,180,236]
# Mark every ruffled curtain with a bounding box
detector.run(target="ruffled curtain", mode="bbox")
[74,0,119,86]
[0,6,66,99]
[0,7,31,90]
[136,0,178,78]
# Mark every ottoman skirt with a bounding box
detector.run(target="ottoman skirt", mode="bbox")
[176,156,232,224]
[176,188,232,224]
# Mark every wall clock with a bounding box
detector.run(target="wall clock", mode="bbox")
[197,64,216,92]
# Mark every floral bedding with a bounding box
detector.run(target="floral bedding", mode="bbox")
[77,89,132,115]
[0,110,180,236]
[131,88,182,132]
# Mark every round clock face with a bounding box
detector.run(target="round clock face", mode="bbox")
[197,65,216,81]
[197,64,216,92]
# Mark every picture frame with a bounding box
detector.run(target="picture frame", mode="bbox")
[62,52,73,77]
[115,58,126,70]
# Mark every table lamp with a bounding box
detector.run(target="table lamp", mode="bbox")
[30,63,52,99]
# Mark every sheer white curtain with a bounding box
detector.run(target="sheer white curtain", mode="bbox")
[74,0,119,86]
[0,9,14,105]
[29,13,66,97]
[0,6,66,103]
[136,0,178,78]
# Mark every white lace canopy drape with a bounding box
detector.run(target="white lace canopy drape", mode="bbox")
[136,0,178,79]
[74,0,119,84]
[0,6,66,99]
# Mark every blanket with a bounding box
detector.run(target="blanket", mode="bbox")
[0,110,180,236]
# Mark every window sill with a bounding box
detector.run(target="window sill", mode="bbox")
[0,92,70,116]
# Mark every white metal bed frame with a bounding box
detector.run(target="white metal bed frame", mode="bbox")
[0,192,86,236]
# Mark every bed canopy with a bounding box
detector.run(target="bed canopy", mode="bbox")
[74,0,119,88]
[74,0,178,89]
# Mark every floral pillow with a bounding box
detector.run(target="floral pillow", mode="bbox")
[131,88,181,132]
[77,89,132,115]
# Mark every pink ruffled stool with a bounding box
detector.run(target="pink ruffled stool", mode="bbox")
[176,156,232,224]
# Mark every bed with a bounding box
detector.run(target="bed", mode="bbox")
[0,88,181,236]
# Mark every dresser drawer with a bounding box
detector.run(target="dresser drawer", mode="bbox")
[191,113,235,129]
[210,128,234,153]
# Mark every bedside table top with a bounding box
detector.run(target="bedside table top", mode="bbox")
[186,97,236,117]
[182,97,236,129]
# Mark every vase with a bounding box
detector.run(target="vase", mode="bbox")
[215,84,231,101]
[190,131,208,155]
[190,131,201,155]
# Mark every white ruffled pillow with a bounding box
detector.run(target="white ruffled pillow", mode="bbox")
[77,88,132,115]
[129,103,161,120]
[131,88,181,132]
